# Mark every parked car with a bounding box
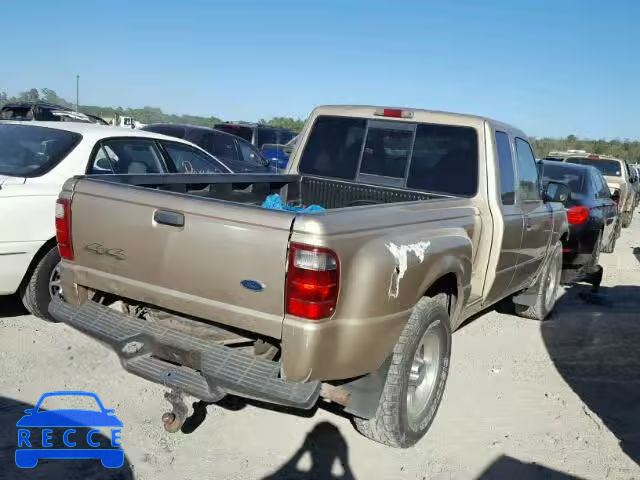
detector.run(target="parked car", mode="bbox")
[0,121,242,322]
[0,102,107,124]
[213,122,296,149]
[544,151,637,228]
[50,105,569,448]
[141,123,274,173]
[259,134,301,170]
[539,161,619,283]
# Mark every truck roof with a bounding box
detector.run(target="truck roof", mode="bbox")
[308,105,527,138]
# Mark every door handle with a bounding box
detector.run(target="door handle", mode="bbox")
[606,218,614,225]
[154,210,185,227]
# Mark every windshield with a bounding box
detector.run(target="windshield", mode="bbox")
[565,157,622,177]
[256,128,295,148]
[0,124,81,177]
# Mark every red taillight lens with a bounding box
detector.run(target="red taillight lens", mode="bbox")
[286,243,339,320]
[566,206,589,225]
[374,108,414,119]
[55,197,74,260]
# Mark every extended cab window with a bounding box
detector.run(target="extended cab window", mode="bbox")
[515,138,541,202]
[495,131,515,205]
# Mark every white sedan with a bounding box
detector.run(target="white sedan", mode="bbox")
[0,121,239,321]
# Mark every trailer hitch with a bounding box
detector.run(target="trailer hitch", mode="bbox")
[161,389,189,433]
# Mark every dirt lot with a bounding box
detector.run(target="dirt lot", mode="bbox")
[1,219,639,480]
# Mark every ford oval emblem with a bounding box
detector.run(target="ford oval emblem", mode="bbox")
[241,280,265,292]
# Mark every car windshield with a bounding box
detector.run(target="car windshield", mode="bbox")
[566,157,622,177]
[0,124,81,177]
[541,162,587,193]
[37,394,102,412]
[256,128,295,148]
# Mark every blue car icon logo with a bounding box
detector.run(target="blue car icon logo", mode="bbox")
[15,391,124,469]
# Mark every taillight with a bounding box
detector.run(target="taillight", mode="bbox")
[566,206,589,225]
[286,243,339,320]
[55,197,74,260]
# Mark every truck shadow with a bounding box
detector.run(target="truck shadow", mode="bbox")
[476,455,583,479]
[541,284,640,467]
[260,421,355,480]
[0,294,29,318]
[0,396,133,480]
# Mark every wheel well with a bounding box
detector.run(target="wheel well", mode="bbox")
[423,273,458,317]
[18,238,58,290]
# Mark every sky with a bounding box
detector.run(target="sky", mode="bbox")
[2,0,639,139]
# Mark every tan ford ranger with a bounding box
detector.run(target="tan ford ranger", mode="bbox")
[50,106,569,448]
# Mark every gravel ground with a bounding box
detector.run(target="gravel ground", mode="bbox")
[1,219,639,480]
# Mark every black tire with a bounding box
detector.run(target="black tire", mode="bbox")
[622,210,632,228]
[601,224,616,254]
[19,245,61,322]
[353,295,452,448]
[515,241,562,321]
[587,230,603,272]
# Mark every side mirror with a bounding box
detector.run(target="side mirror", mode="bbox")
[543,181,571,203]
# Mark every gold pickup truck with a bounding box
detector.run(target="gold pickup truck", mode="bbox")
[50,105,569,448]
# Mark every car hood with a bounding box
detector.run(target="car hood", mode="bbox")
[0,175,26,186]
[16,410,123,427]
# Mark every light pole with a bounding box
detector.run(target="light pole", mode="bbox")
[76,75,79,112]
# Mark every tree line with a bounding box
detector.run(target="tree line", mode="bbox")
[1,88,638,162]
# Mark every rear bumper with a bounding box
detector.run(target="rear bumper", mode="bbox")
[48,298,320,410]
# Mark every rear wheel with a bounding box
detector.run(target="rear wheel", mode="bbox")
[622,210,633,228]
[515,241,562,321]
[353,295,452,448]
[20,245,62,322]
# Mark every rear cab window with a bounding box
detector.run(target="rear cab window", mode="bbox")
[298,115,478,197]
[540,162,586,194]
[495,131,515,205]
[0,124,81,177]
[565,157,622,177]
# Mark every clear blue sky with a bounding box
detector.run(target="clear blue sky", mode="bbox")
[3,0,639,139]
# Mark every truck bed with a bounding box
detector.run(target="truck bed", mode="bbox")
[84,173,441,210]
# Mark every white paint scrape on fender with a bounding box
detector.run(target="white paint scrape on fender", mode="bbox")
[385,241,431,298]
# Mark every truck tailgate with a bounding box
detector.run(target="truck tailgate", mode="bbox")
[67,179,295,339]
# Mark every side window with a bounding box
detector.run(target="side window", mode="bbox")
[596,172,611,198]
[495,131,515,205]
[514,138,541,202]
[238,141,267,167]
[161,141,227,173]
[203,132,239,163]
[89,145,115,173]
[89,138,164,174]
